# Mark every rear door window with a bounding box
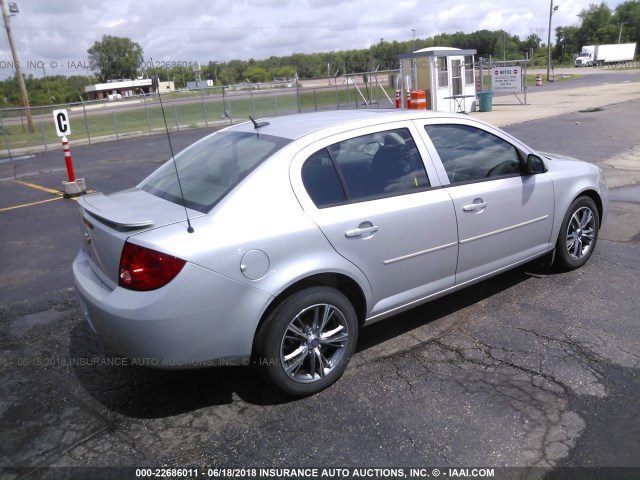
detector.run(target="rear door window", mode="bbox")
[301,128,430,208]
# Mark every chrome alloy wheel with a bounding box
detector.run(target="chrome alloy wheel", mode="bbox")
[280,303,349,383]
[565,206,596,260]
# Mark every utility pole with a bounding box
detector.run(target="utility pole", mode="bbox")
[1,0,33,133]
[503,31,506,61]
[546,0,558,83]
[618,22,627,44]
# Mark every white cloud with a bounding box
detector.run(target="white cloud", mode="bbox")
[0,0,627,79]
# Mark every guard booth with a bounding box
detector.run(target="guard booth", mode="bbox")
[398,47,477,113]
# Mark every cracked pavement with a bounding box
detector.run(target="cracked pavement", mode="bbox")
[4,248,638,476]
[1,78,640,479]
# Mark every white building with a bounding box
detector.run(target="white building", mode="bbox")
[398,47,477,113]
[83,78,175,100]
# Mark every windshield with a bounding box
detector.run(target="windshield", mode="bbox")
[141,131,291,213]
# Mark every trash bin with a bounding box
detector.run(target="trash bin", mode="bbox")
[477,91,493,112]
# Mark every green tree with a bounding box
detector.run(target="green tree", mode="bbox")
[466,30,500,58]
[243,66,269,83]
[0,74,91,107]
[521,33,542,56]
[271,66,296,80]
[67,76,92,102]
[577,2,615,45]
[613,0,640,45]
[216,64,238,86]
[167,65,195,88]
[218,60,247,85]
[554,26,579,62]
[87,35,144,82]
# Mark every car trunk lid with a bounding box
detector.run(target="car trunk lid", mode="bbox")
[78,189,203,288]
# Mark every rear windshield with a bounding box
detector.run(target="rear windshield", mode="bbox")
[141,131,291,213]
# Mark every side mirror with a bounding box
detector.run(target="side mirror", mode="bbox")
[526,154,547,175]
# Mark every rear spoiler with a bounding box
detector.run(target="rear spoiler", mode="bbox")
[78,193,154,228]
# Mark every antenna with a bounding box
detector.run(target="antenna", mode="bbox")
[248,115,269,129]
[150,58,194,234]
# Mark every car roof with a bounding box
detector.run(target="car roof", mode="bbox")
[228,109,469,140]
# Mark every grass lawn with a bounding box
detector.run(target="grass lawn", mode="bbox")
[1,85,397,156]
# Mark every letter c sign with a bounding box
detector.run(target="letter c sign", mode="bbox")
[53,109,71,137]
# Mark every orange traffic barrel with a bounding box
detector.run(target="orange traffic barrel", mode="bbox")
[410,90,426,109]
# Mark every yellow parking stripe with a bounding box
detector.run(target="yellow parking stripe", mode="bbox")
[13,179,64,196]
[0,179,94,212]
[0,197,63,212]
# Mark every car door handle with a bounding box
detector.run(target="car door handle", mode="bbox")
[345,225,380,238]
[463,201,488,212]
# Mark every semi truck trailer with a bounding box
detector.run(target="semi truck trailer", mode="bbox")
[574,43,636,67]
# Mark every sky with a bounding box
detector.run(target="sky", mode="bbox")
[0,0,628,80]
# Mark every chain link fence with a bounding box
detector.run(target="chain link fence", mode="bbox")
[0,73,398,161]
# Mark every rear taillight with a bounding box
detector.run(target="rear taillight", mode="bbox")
[119,242,186,291]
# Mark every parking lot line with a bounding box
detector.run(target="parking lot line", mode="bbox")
[1,179,93,212]
[0,196,64,212]
[13,179,64,196]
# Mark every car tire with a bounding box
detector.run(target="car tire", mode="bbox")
[255,286,358,396]
[554,196,599,271]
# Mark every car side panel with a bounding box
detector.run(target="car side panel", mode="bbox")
[128,150,375,308]
[304,191,459,316]
[74,250,272,364]
[289,122,459,318]
[413,117,555,283]
[447,175,555,284]
[543,155,609,242]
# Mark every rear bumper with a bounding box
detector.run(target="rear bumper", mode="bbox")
[73,250,272,368]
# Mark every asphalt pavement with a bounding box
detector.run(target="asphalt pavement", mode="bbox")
[1,70,639,480]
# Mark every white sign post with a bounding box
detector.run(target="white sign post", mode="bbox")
[52,109,86,196]
[53,109,71,137]
[490,67,523,94]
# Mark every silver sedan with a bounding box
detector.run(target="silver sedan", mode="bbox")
[73,110,608,396]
